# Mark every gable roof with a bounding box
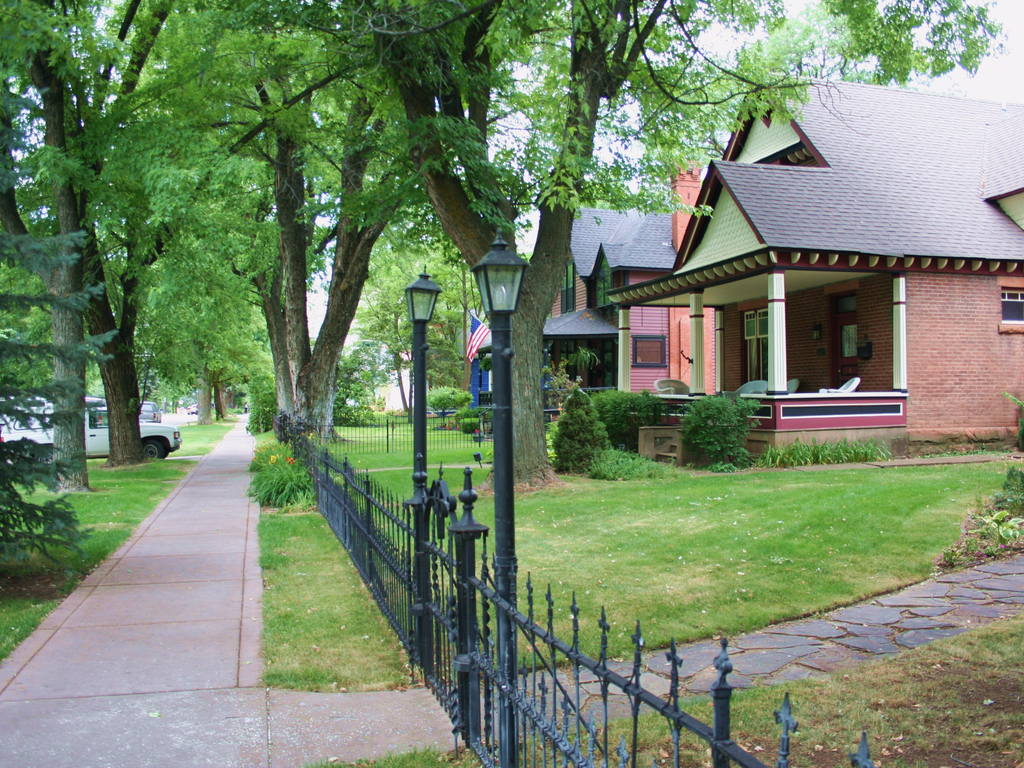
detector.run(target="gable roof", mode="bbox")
[680,82,1024,268]
[542,308,617,338]
[571,209,675,277]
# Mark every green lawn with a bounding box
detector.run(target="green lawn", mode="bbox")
[0,458,196,662]
[259,509,409,691]
[177,418,237,456]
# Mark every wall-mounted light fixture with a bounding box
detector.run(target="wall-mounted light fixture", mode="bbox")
[811,323,822,341]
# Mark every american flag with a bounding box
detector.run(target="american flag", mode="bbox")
[466,314,491,361]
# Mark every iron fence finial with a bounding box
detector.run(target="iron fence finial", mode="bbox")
[850,731,875,768]
[712,637,733,691]
[775,692,797,768]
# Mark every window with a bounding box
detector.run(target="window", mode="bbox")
[561,262,576,314]
[744,308,769,381]
[88,410,108,429]
[633,336,666,366]
[1003,291,1024,322]
[594,258,612,307]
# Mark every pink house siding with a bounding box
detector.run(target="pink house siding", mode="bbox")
[627,271,669,392]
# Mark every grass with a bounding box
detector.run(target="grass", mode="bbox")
[0,457,195,662]
[317,612,1024,767]
[176,417,237,456]
[259,508,410,691]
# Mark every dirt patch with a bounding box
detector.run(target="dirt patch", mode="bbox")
[0,571,67,603]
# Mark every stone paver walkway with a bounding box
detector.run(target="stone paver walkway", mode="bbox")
[578,555,1024,716]
[0,421,451,768]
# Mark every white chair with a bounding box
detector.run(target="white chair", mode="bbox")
[735,379,768,395]
[787,378,800,393]
[819,376,860,394]
[654,378,689,395]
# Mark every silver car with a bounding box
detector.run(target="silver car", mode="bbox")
[139,401,162,422]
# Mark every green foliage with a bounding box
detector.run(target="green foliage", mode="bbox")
[976,509,1023,546]
[755,438,892,468]
[0,227,92,561]
[460,418,480,435]
[247,374,278,434]
[591,389,662,452]
[455,406,481,420]
[588,449,677,481]
[542,360,580,412]
[248,442,314,509]
[681,395,761,467]
[334,343,389,427]
[552,388,608,474]
[427,386,472,417]
[991,466,1024,514]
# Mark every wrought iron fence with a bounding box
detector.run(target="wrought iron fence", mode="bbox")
[275,416,880,768]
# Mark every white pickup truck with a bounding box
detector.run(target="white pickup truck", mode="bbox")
[1,398,182,459]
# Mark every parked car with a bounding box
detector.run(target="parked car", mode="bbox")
[139,401,162,422]
[2,397,182,459]
[186,404,198,415]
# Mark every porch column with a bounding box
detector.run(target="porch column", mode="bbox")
[893,274,908,392]
[617,307,631,392]
[714,308,724,394]
[767,270,788,395]
[690,291,705,395]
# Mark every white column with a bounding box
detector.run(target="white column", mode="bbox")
[690,291,705,395]
[893,274,908,392]
[714,308,724,394]
[617,307,631,392]
[767,270,788,395]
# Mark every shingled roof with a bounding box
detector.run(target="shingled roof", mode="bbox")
[542,309,617,338]
[686,82,1024,266]
[572,209,675,277]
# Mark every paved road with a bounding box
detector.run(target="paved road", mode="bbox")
[0,421,451,768]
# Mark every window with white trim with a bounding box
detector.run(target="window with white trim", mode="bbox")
[744,308,769,381]
[1002,291,1024,322]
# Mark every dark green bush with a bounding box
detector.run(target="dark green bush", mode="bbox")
[992,466,1024,513]
[589,449,676,480]
[681,395,761,467]
[461,418,480,434]
[552,388,608,473]
[247,374,278,434]
[455,406,482,421]
[248,441,314,508]
[590,389,662,452]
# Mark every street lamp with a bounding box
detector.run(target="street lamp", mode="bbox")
[405,269,441,678]
[471,231,527,768]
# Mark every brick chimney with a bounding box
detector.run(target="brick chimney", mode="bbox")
[671,166,702,252]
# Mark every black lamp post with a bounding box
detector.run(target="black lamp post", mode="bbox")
[405,270,441,677]
[471,232,527,768]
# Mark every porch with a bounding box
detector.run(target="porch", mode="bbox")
[614,262,912,458]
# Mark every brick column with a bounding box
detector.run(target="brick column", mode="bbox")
[893,274,907,392]
[617,307,631,392]
[714,308,724,394]
[767,270,789,395]
[690,291,705,395]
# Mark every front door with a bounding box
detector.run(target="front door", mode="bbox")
[831,294,858,388]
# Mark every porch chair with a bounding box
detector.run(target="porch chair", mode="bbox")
[735,379,768,395]
[818,376,861,394]
[654,378,690,395]
[787,378,800,393]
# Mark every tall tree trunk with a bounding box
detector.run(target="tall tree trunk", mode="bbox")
[84,238,145,466]
[254,270,294,415]
[197,371,213,425]
[31,53,89,491]
[214,381,227,420]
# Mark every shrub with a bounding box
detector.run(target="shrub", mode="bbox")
[249,441,314,508]
[681,395,761,467]
[461,418,480,434]
[754,438,892,468]
[589,449,677,480]
[992,466,1024,513]
[427,386,472,418]
[455,406,482,421]
[590,389,662,452]
[552,388,608,473]
[247,374,278,434]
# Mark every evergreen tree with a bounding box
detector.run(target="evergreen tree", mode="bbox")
[0,229,91,560]
[552,388,608,474]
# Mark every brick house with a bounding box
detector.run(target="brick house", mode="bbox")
[545,169,714,393]
[611,81,1024,456]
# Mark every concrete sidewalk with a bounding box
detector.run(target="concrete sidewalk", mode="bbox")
[0,421,451,768]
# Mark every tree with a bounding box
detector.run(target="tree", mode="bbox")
[329,0,997,485]
[0,226,91,558]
